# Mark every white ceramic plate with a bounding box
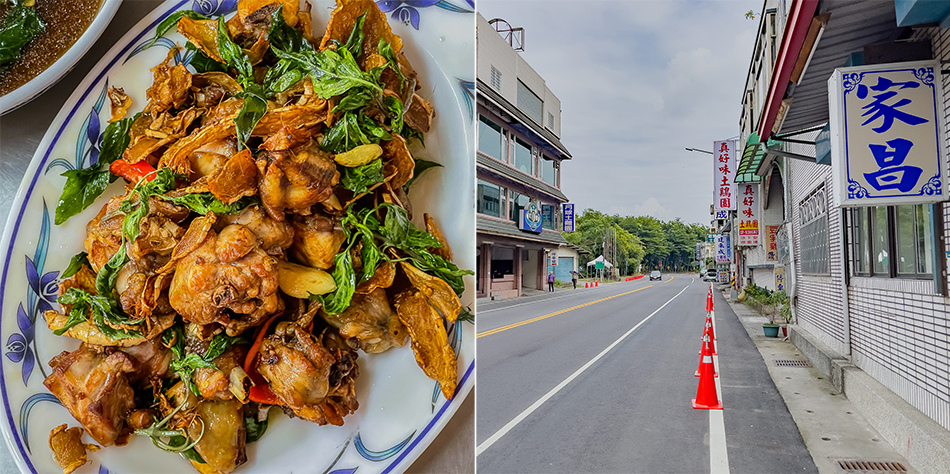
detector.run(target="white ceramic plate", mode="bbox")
[0,0,475,473]
[0,0,124,115]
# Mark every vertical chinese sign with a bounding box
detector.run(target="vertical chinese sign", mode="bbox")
[737,183,759,245]
[715,234,731,263]
[775,267,785,291]
[713,140,737,212]
[766,225,780,261]
[562,203,575,232]
[830,60,947,206]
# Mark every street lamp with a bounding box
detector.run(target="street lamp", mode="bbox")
[685,147,713,155]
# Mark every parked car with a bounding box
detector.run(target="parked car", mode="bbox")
[650,270,662,281]
[703,269,718,282]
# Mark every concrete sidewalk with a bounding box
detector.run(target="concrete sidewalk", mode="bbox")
[723,296,917,474]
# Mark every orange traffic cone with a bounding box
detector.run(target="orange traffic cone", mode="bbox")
[585,281,589,288]
[595,280,599,287]
[704,316,717,355]
[695,328,718,377]
[692,336,722,410]
[706,287,714,312]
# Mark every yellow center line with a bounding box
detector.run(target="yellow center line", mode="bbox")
[664,275,676,283]
[477,285,654,338]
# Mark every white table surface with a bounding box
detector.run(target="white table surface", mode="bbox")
[0,1,474,472]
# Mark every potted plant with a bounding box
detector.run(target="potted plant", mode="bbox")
[745,284,781,337]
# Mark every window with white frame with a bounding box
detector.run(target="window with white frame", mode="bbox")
[848,204,935,279]
[799,185,829,275]
[478,115,503,159]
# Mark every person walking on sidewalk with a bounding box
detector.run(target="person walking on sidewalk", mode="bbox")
[547,272,555,292]
[571,270,578,289]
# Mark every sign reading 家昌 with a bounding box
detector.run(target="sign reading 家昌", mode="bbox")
[549,252,558,266]
[830,60,948,206]
[737,183,759,246]
[519,201,543,233]
[715,234,731,263]
[562,203,575,232]
[713,140,737,212]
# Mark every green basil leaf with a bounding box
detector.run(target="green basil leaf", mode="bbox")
[340,158,384,194]
[55,168,111,225]
[95,244,127,300]
[342,12,366,58]
[185,43,227,73]
[314,250,355,315]
[357,113,392,142]
[271,45,380,100]
[268,7,309,53]
[99,116,135,167]
[203,333,250,361]
[0,1,44,68]
[244,413,268,443]
[235,85,268,150]
[403,159,442,192]
[216,15,253,83]
[320,112,370,154]
[145,10,209,50]
[162,193,259,215]
[332,89,373,114]
[61,251,89,279]
[378,39,405,89]
[179,445,206,464]
[384,95,404,136]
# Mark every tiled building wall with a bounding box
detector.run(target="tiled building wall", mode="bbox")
[790,160,848,354]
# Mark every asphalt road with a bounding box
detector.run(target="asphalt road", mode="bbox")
[475,274,817,473]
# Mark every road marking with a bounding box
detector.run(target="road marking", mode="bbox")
[708,305,729,473]
[476,285,653,338]
[664,275,676,283]
[476,285,690,456]
[478,290,599,314]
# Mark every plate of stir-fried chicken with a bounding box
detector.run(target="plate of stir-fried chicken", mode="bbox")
[0,1,475,473]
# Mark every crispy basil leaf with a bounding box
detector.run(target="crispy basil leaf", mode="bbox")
[332,89,373,114]
[384,95,404,136]
[458,307,474,323]
[357,113,392,142]
[0,0,44,68]
[100,116,136,166]
[216,16,253,83]
[271,45,380,100]
[320,112,369,154]
[56,287,142,339]
[204,332,250,361]
[264,58,304,95]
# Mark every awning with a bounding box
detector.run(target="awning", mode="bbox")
[735,133,764,183]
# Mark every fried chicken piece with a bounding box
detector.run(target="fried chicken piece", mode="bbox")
[256,326,359,425]
[322,287,406,353]
[169,222,283,336]
[257,140,339,221]
[43,345,137,446]
[290,214,346,270]
[217,205,294,256]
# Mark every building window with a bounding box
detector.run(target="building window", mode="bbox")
[547,112,554,129]
[514,138,532,175]
[509,191,529,222]
[799,185,829,275]
[478,115,503,159]
[490,66,501,90]
[849,204,935,278]
[541,157,557,187]
[477,180,504,218]
[516,80,544,124]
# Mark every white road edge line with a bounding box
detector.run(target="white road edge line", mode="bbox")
[709,305,729,473]
[476,284,691,456]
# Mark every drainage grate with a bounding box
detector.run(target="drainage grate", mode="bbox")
[773,359,811,367]
[837,460,907,473]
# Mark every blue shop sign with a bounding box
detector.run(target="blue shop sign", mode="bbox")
[830,60,947,206]
[519,201,543,234]
[562,203,575,232]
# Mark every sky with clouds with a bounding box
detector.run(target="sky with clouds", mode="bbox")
[478,0,762,225]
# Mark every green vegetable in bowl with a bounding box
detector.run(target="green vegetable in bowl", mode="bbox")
[0,0,45,69]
